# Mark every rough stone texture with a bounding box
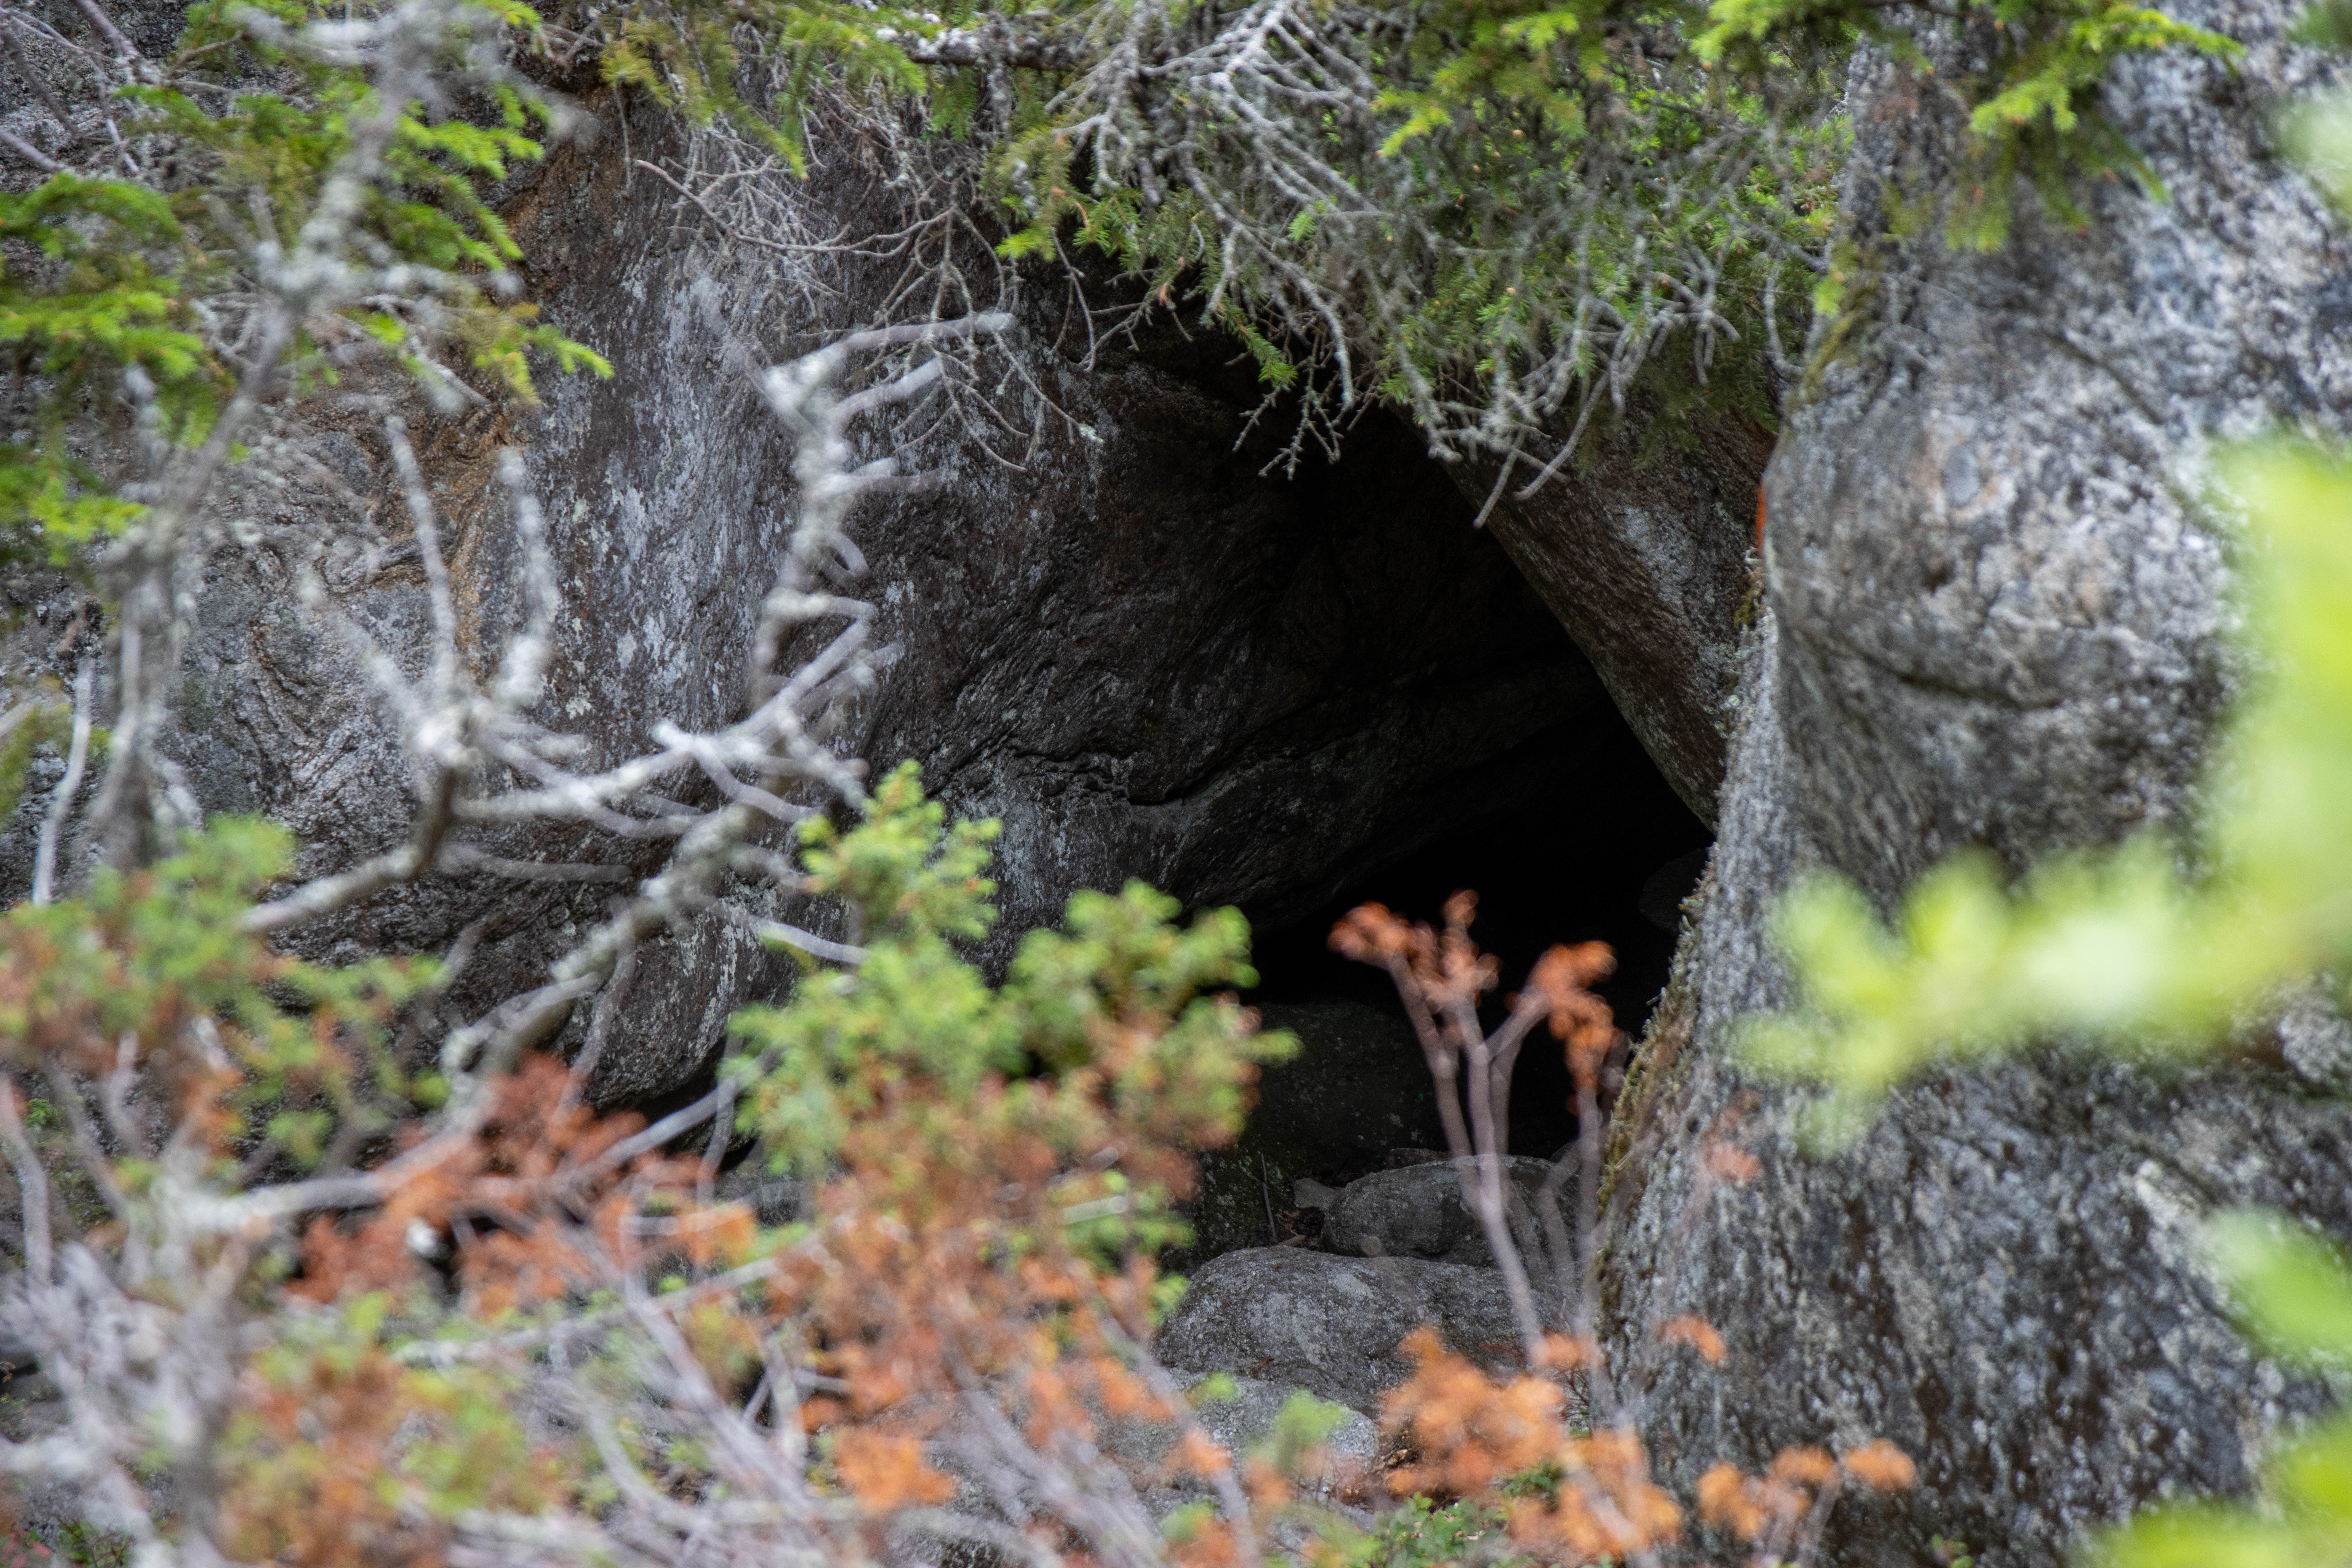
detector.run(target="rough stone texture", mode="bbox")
[1183,1000,1454,1261]
[1454,405,1773,824]
[1156,1246,1523,1415]
[3,109,1624,1103]
[1601,9,2352,1565]
[0,85,1759,1119]
[1322,1155,1562,1267]
[502,131,1612,1097]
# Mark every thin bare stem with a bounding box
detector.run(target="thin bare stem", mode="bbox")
[31,653,95,906]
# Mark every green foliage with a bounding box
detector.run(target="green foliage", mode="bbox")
[2286,92,2352,216]
[2204,1213,2352,1368]
[595,0,2236,456]
[0,699,74,828]
[0,0,609,563]
[613,0,1844,446]
[729,763,1019,1173]
[792,761,1000,946]
[0,175,216,553]
[132,0,606,391]
[48,1526,128,1568]
[1698,0,2240,248]
[217,1292,557,1557]
[3,1523,132,1568]
[1318,1492,1515,1568]
[601,0,926,175]
[727,762,1295,1258]
[1251,1388,1357,1474]
[0,817,431,1165]
[2295,0,2352,48]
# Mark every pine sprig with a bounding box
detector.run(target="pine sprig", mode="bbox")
[0,0,611,562]
[590,0,2234,465]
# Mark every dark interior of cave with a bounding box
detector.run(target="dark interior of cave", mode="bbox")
[1243,700,1711,1166]
[1158,686,1712,1267]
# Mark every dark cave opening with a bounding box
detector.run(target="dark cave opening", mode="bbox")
[1246,700,1711,1148]
[1177,691,1712,1264]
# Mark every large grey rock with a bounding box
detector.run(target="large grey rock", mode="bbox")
[503,140,1609,1097]
[1157,1246,1524,1415]
[3,110,1620,1104]
[5,98,1767,1114]
[1454,400,1771,824]
[1323,1155,1563,1268]
[1602,7,2352,1565]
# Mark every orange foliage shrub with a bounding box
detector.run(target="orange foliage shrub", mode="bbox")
[1696,1442,1917,1560]
[1333,891,1917,1568]
[0,795,1918,1568]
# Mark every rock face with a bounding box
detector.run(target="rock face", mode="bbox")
[15,18,2339,1555]
[1601,7,2352,1564]
[1453,404,1771,825]
[1156,1246,1523,1415]
[12,114,1625,1103]
[507,138,1614,1098]
[1322,1156,1562,1267]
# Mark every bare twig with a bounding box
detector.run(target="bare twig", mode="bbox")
[0,22,79,144]
[30,653,94,907]
[0,124,62,171]
[69,0,136,61]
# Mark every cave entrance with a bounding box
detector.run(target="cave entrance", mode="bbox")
[1179,691,1711,1264]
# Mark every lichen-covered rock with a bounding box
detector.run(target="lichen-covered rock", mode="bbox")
[1156,1246,1523,1415]
[1322,1156,1563,1267]
[1602,6,2352,1564]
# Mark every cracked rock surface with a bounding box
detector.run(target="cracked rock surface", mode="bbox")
[1602,5,2352,1563]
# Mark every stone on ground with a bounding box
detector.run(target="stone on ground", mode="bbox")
[1156,1246,1523,1415]
[1321,1155,1565,1267]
